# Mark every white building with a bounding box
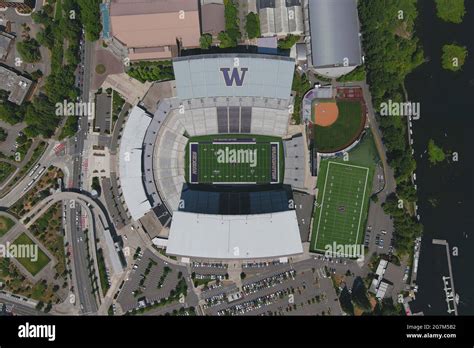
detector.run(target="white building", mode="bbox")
[259,0,304,37]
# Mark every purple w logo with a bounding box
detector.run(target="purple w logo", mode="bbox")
[220,67,248,87]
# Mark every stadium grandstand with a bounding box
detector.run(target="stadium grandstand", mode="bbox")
[118,54,306,260]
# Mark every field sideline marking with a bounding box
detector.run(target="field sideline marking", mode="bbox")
[313,160,331,251]
[189,142,198,184]
[313,161,369,251]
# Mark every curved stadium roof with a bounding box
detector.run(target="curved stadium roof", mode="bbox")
[309,0,362,68]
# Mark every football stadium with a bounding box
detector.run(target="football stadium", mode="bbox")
[118,54,307,260]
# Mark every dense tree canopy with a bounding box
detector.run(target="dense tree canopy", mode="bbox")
[199,34,213,50]
[427,139,446,164]
[127,61,174,83]
[359,0,424,254]
[219,0,241,47]
[277,34,300,50]
[21,0,84,138]
[16,38,42,63]
[78,0,102,41]
[245,12,260,39]
[435,0,465,23]
[441,44,468,72]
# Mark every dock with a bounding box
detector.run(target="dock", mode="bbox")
[432,239,458,315]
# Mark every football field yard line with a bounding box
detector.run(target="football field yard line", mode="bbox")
[313,161,369,252]
[314,160,331,250]
[194,142,276,184]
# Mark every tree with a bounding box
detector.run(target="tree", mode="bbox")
[441,44,468,72]
[435,0,465,23]
[78,0,102,41]
[351,277,371,312]
[339,286,354,315]
[221,0,241,45]
[427,139,446,164]
[218,31,237,48]
[199,34,213,50]
[277,34,300,49]
[36,301,45,311]
[0,101,24,125]
[245,12,260,39]
[36,26,55,49]
[16,38,41,63]
[0,127,7,142]
[370,194,379,203]
[240,272,246,280]
[396,181,417,202]
[336,65,366,82]
[31,69,44,81]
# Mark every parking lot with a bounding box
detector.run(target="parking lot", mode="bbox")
[365,196,395,256]
[116,249,197,313]
[202,263,342,316]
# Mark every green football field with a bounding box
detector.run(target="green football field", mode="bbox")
[187,135,281,184]
[311,161,370,254]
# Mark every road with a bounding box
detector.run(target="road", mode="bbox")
[0,293,44,316]
[66,204,97,314]
[66,38,97,314]
[0,140,58,207]
[21,190,111,315]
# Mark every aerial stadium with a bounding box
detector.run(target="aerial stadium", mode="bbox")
[118,54,310,260]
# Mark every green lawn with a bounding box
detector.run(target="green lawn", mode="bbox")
[0,161,16,184]
[0,215,15,237]
[313,101,364,153]
[186,134,283,184]
[97,248,110,296]
[12,233,50,276]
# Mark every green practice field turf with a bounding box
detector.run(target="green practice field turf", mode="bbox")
[311,161,370,254]
[187,135,282,184]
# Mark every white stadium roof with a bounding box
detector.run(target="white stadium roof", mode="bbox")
[119,106,152,221]
[167,211,303,259]
[173,54,295,100]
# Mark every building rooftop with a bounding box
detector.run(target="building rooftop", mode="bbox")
[201,3,225,35]
[110,0,200,59]
[167,210,303,259]
[0,65,33,105]
[308,0,362,68]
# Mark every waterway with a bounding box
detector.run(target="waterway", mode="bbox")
[405,0,474,315]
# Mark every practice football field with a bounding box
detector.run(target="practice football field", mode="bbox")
[188,136,281,184]
[311,161,370,253]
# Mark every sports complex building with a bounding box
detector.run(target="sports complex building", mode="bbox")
[118,54,309,260]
